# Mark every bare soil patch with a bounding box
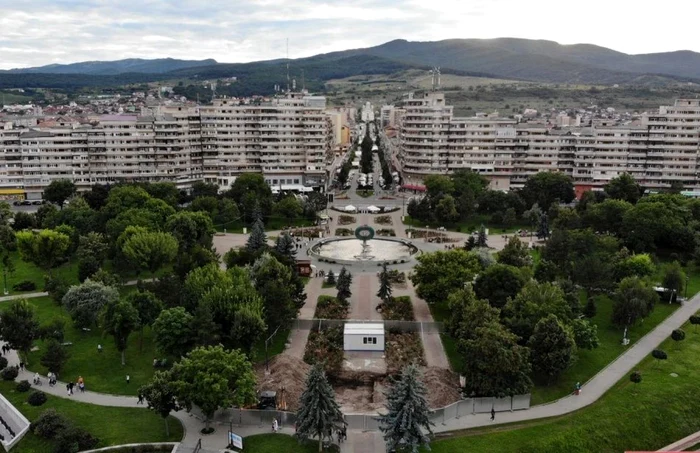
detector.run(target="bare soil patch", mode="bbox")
[255,355,310,411]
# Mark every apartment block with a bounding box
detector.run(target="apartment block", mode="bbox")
[0,92,332,199]
[398,95,700,192]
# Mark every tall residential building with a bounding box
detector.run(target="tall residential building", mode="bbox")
[398,95,700,192]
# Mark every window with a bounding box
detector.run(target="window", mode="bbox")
[362,336,377,345]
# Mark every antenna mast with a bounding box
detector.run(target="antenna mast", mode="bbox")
[431,66,441,91]
[286,38,290,93]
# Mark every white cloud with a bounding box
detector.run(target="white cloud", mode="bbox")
[0,0,699,69]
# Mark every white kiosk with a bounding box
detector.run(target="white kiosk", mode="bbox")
[343,322,385,352]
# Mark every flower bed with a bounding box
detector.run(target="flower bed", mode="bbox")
[378,296,414,321]
[405,229,447,239]
[375,215,393,225]
[304,326,343,372]
[335,228,353,237]
[338,215,356,226]
[376,229,396,237]
[314,296,349,319]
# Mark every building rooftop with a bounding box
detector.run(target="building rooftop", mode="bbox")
[344,322,384,335]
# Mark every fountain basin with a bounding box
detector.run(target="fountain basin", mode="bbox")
[310,238,418,264]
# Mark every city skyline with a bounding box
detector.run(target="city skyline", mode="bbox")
[2,0,700,70]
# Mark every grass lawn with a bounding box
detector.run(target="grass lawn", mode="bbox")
[236,433,338,452]
[18,297,159,396]
[403,215,530,235]
[4,252,79,295]
[530,294,678,405]
[251,328,291,365]
[426,323,700,453]
[322,281,336,288]
[0,380,182,453]
[356,190,374,198]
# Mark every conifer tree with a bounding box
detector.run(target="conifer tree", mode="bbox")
[477,224,488,248]
[246,219,267,252]
[336,266,352,302]
[296,363,345,451]
[377,262,393,303]
[537,213,550,239]
[275,233,296,259]
[379,364,434,453]
[326,270,336,285]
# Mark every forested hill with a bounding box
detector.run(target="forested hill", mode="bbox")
[3,38,700,92]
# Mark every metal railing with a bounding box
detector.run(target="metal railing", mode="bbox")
[290,318,445,333]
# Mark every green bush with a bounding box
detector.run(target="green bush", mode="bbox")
[12,280,37,291]
[54,425,99,453]
[31,409,71,439]
[28,390,48,406]
[1,366,18,381]
[16,379,31,392]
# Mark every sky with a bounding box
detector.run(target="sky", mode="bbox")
[1,0,699,69]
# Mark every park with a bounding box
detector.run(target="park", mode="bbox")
[0,131,700,453]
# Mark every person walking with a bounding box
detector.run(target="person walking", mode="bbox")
[126,374,130,384]
[97,344,103,354]
[78,376,85,392]
[272,418,278,433]
[490,407,495,422]
[137,392,145,404]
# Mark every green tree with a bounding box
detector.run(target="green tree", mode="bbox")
[528,314,576,382]
[612,277,659,329]
[671,328,686,348]
[583,199,633,237]
[191,181,220,198]
[662,262,686,303]
[246,219,267,252]
[502,207,517,228]
[122,231,178,275]
[226,173,273,222]
[497,236,532,267]
[446,285,500,342]
[153,307,194,358]
[12,211,36,230]
[62,280,119,329]
[459,321,532,397]
[326,270,336,285]
[165,211,215,251]
[76,232,109,282]
[477,225,488,247]
[379,364,434,453]
[534,259,558,282]
[190,301,220,348]
[613,253,655,281]
[435,195,459,224]
[249,254,300,332]
[40,339,70,375]
[503,280,572,342]
[651,349,668,368]
[274,233,296,260]
[43,179,76,209]
[474,264,527,310]
[0,299,40,363]
[143,182,179,207]
[171,345,257,431]
[139,371,181,437]
[377,262,393,303]
[126,290,163,351]
[604,173,642,204]
[274,196,303,223]
[16,229,70,275]
[523,203,542,232]
[411,250,481,305]
[336,266,353,302]
[629,370,642,393]
[522,172,574,210]
[569,318,599,350]
[295,363,345,451]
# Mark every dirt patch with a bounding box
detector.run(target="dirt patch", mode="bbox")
[304,326,344,372]
[338,215,356,226]
[422,367,461,408]
[378,296,414,321]
[315,296,349,319]
[385,332,426,371]
[255,355,310,412]
[331,370,386,413]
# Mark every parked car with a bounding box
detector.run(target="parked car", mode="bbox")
[32,200,43,205]
[21,200,32,206]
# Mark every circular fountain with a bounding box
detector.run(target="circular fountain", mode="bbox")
[310,226,419,264]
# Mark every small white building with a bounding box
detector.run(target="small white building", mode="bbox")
[344,322,385,351]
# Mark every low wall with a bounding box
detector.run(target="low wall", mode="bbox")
[81,443,178,453]
[0,391,31,450]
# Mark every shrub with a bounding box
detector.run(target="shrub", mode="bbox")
[12,280,37,291]
[28,391,48,406]
[16,380,31,392]
[1,366,18,381]
[31,409,71,439]
[0,356,7,370]
[314,295,350,319]
[54,425,99,453]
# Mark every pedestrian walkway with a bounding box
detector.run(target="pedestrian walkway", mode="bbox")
[0,278,150,303]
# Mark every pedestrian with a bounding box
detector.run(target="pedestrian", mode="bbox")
[272,418,278,433]
[78,376,85,392]
[575,382,581,395]
[97,344,102,353]
[126,374,130,384]
[67,382,74,395]
[19,361,24,371]
[490,407,495,422]
[137,392,144,404]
